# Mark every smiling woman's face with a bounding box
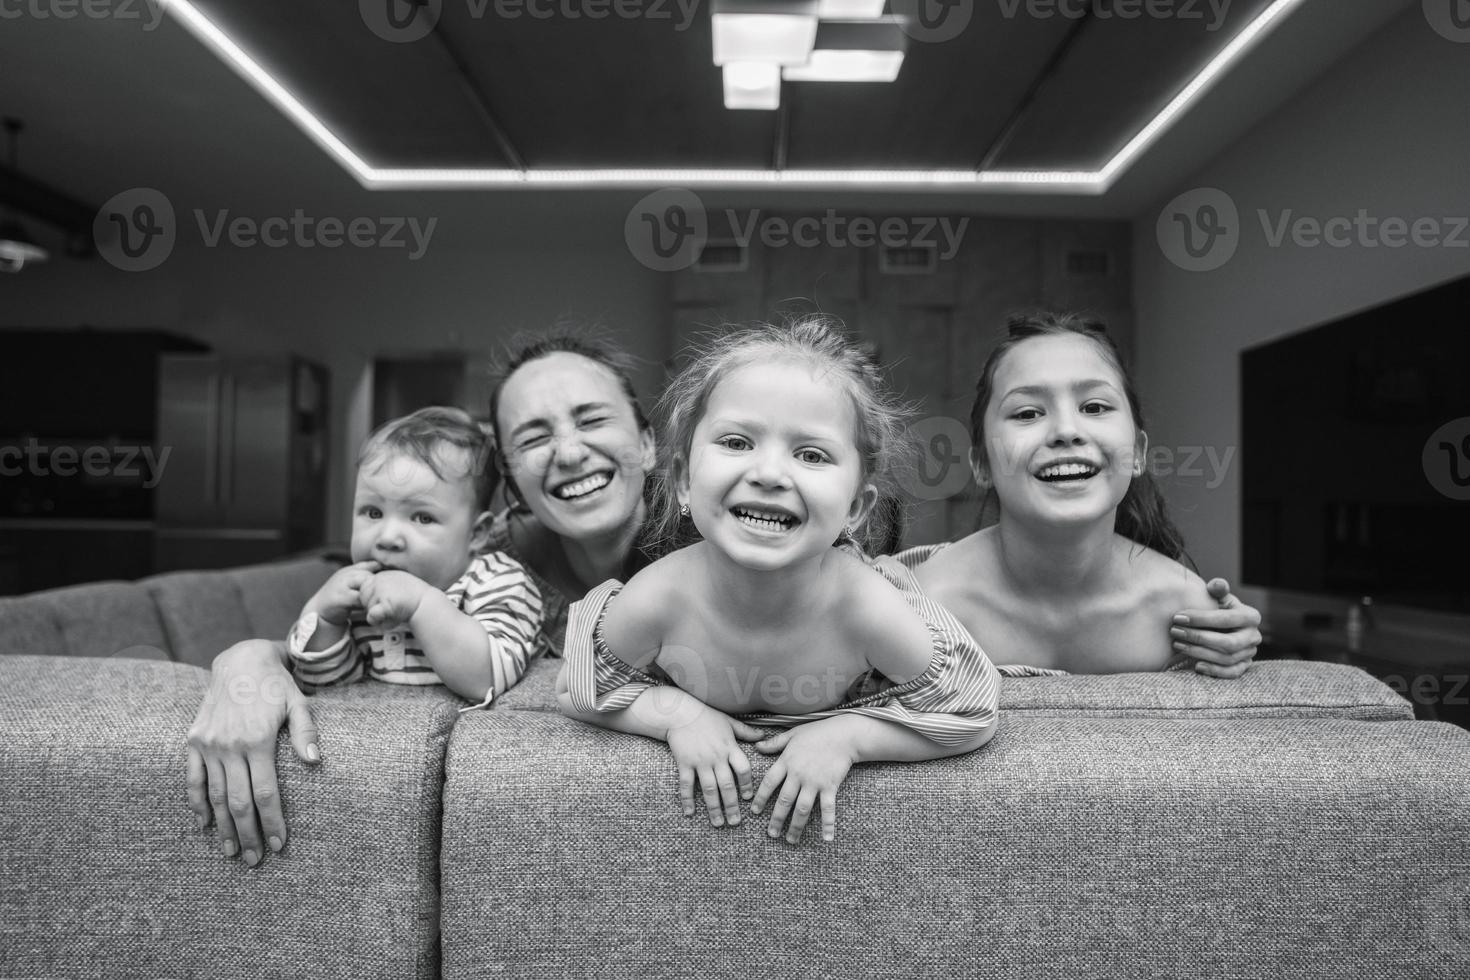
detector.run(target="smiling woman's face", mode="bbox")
[495,351,655,542]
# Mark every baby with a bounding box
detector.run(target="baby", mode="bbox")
[287,406,543,709]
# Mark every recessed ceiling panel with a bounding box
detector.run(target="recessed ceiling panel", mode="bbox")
[990,0,1282,170]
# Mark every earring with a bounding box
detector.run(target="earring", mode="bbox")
[843,524,853,539]
[679,503,691,519]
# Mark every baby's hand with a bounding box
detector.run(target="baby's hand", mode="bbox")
[665,706,763,829]
[359,570,430,629]
[750,723,855,845]
[310,561,380,625]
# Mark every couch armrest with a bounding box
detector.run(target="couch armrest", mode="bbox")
[0,654,460,980]
[439,711,1470,980]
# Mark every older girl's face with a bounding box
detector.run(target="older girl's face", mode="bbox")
[979,334,1144,531]
[496,352,655,541]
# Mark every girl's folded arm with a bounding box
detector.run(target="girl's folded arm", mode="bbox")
[822,584,1002,760]
[556,572,708,741]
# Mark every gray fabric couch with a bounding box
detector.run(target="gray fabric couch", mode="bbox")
[2,556,1468,980]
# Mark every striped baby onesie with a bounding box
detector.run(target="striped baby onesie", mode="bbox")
[287,551,543,710]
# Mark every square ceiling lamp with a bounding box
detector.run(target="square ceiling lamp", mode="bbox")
[783,17,908,82]
[817,0,886,16]
[712,0,820,66]
[723,62,782,110]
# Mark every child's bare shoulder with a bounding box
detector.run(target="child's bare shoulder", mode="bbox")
[1115,537,1213,614]
[600,547,698,667]
[834,551,935,682]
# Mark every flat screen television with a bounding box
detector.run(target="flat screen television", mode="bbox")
[1242,274,1470,615]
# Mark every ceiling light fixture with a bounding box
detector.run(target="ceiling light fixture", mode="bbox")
[783,17,907,82]
[711,0,820,66]
[817,0,886,16]
[0,118,50,273]
[723,62,783,110]
[163,0,1309,190]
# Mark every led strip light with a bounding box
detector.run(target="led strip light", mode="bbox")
[162,0,1308,192]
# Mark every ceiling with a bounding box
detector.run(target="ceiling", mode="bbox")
[0,0,1418,255]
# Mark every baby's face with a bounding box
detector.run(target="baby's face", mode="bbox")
[349,448,483,591]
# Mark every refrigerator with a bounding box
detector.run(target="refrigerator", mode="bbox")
[153,356,330,572]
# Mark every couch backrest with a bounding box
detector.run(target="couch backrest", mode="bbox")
[0,581,171,660]
[143,556,341,667]
[0,555,340,668]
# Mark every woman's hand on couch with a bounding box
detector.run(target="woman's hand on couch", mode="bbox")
[1171,578,1263,679]
[186,639,321,867]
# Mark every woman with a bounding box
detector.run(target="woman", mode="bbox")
[185,327,1259,865]
[184,333,659,867]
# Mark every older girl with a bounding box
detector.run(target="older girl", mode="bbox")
[904,312,1258,674]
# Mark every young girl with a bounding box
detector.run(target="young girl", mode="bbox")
[556,318,1012,846]
[904,312,1220,673]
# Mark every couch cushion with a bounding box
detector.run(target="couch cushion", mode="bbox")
[0,654,460,980]
[492,653,561,711]
[145,555,338,668]
[0,581,170,660]
[1000,660,1413,720]
[439,710,1470,980]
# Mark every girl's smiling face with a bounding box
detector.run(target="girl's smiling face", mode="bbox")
[980,333,1145,531]
[496,351,655,542]
[679,360,874,572]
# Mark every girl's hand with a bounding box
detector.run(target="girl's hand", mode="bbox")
[750,723,855,845]
[359,570,429,629]
[665,707,763,828]
[1172,578,1263,679]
